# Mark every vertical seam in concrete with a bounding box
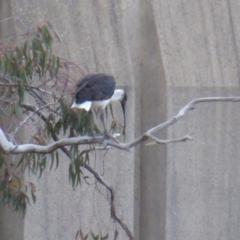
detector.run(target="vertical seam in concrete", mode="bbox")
[139,0,167,239]
[197,0,215,85]
[226,0,240,87]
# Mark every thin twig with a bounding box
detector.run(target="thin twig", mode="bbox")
[145,133,194,145]
[147,97,240,134]
[10,101,59,138]
[83,163,133,240]
[0,16,27,29]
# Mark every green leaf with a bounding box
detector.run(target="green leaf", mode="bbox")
[32,155,38,174]
[39,154,47,178]
[20,70,27,84]
[70,169,76,189]
[91,233,99,240]
[41,25,53,52]
[16,154,25,168]
[31,189,36,204]
[40,50,46,76]
[17,83,25,104]
[70,145,79,165]
[25,57,33,78]
[23,41,28,58]
[24,191,30,205]
[15,47,23,61]
[46,120,55,138]
[54,118,62,134]
[14,103,23,116]
[55,151,59,170]
[50,152,55,171]
[56,57,60,75]
[101,234,109,240]
[0,155,5,169]
[85,152,89,165]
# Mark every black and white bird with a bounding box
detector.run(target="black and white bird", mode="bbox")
[71,73,127,136]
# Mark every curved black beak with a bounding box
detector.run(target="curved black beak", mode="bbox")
[120,92,127,135]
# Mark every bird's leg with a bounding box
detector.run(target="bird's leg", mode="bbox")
[100,110,119,142]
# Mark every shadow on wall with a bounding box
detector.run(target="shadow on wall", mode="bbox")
[139,1,167,240]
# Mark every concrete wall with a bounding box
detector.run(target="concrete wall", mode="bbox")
[0,2,24,240]
[0,0,240,239]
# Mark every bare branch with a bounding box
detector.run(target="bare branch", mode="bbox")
[0,96,240,154]
[0,130,104,154]
[20,102,48,121]
[0,16,27,29]
[26,85,55,97]
[2,96,238,239]
[147,97,240,134]
[82,163,133,240]
[145,133,194,145]
[78,146,112,157]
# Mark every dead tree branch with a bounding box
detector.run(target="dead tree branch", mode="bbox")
[0,96,240,240]
[0,96,240,154]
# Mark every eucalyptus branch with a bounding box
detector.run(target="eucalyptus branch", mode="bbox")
[147,96,240,134]
[10,101,59,138]
[26,85,54,97]
[78,146,112,157]
[1,96,239,239]
[27,89,48,106]
[9,101,133,239]
[3,101,48,122]
[126,96,240,148]
[1,96,240,154]
[20,103,48,121]
[82,163,133,240]
[43,135,131,238]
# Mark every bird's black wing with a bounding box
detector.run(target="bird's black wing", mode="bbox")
[75,74,116,104]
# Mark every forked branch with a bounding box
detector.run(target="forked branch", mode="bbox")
[0,97,240,154]
[0,96,239,239]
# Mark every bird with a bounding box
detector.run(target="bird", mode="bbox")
[71,73,127,137]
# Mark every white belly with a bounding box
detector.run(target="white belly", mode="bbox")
[71,101,92,111]
[71,99,110,111]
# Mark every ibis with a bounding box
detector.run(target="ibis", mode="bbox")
[71,73,127,137]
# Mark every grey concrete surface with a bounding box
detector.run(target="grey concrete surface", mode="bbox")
[0,0,240,240]
[0,2,24,240]
[166,87,240,240]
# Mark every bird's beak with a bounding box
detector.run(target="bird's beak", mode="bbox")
[120,92,127,135]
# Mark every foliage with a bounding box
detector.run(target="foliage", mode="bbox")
[75,230,109,240]
[0,23,123,216]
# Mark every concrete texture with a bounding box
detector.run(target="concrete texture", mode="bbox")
[0,0,240,240]
[0,2,24,240]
